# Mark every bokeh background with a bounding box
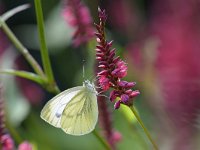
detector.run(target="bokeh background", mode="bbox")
[1,0,200,149]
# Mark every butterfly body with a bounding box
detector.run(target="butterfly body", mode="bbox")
[40,80,98,136]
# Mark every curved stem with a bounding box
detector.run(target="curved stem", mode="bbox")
[129,106,159,150]
[0,18,45,78]
[92,129,111,150]
[0,69,45,85]
[1,4,30,21]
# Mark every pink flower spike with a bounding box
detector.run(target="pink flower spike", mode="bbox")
[18,141,32,150]
[98,7,107,22]
[62,0,94,47]
[95,8,140,108]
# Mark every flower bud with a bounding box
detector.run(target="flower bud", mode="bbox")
[109,90,119,101]
[120,94,129,103]
[98,70,108,76]
[129,90,140,98]
[114,101,121,109]
[125,89,132,94]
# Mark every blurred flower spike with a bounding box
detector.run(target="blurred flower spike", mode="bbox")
[95,8,140,109]
[62,0,94,47]
[0,87,14,150]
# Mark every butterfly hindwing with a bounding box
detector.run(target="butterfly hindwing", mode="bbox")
[40,86,83,128]
[60,87,98,135]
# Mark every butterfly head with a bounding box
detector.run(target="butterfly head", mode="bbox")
[83,80,97,94]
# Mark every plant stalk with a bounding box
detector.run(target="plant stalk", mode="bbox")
[129,106,158,150]
[93,129,111,150]
[34,0,54,83]
[0,18,45,78]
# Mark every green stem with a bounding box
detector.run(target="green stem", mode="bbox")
[0,18,45,78]
[92,129,111,150]
[33,0,60,94]
[6,122,23,144]
[0,69,45,85]
[34,0,54,83]
[129,106,158,150]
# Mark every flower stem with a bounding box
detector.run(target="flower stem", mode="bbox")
[33,0,61,94]
[92,129,111,150]
[34,0,54,83]
[6,122,23,145]
[0,18,45,78]
[129,106,158,150]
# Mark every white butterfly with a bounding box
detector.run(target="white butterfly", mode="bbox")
[40,80,98,136]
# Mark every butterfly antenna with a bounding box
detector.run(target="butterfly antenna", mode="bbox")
[82,60,85,81]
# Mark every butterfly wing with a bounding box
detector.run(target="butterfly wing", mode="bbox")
[60,87,98,135]
[40,86,83,128]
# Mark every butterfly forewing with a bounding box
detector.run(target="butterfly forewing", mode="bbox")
[40,86,83,128]
[60,87,98,135]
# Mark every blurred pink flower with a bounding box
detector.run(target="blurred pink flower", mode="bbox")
[105,0,140,36]
[18,141,32,150]
[0,30,9,58]
[0,86,14,150]
[0,88,5,136]
[111,131,122,143]
[15,55,45,106]
[0,134,14,150]
[126,0,200,149]
[127,0,200,149]
[62,0,94,47]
